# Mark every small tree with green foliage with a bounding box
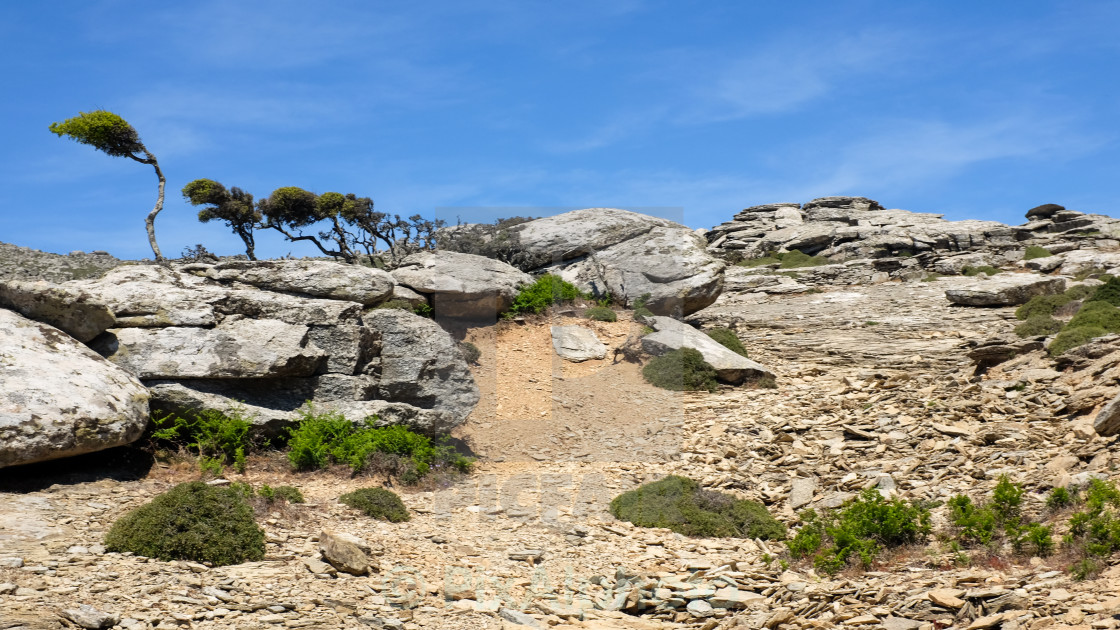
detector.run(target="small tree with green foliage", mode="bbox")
[181,179,261,260]
[50,110,166,260]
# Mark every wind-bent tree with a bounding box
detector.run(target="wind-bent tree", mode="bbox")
[49,110,166,260]
[181,179,261,260]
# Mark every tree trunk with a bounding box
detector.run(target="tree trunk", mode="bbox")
[141,148,165,261]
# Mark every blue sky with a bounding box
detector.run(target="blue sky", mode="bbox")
[2,1,1119,259]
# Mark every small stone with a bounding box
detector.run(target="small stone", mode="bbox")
[686,599,714,617]
[789,477,817,509]
[0,583,16,595]
[499,609,542,628]
[61,604,120,629]
[318,530,373,576]
[927,588,965,609]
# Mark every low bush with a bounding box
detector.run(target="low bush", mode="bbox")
[642,348,718,392]
[104,481,265,566]
[1047,486,1076,511]
[286,409,472,482]
[962,265,1002,276]
[706,327,749,357]
[609,476,785,539]
[1065,479,1120,573]
[787,488,931,574]
[737,255,782,268]
[1015,294,1071,320]
[1090,276,1120,306]
[947,475,1054,556]
[631,293,654,321]
[1023,245,1053,260]
[339,487,410,522]
[459,341,481,365]
[258,484,305,504]
[1049,325,1108,357]
[149,407,258,474]
[585,306,617,322]
[1064,284,1097,302]
[1067,300,1120,332]
[778,250,830,269]
[508,274,583,315]
[1014,315,1062,338]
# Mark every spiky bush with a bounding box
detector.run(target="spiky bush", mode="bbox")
[642,348,718,392]
[610,476,784,539]
[104,482,265,566]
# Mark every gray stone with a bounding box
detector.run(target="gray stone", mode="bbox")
[1093,392,1120,436]
[0,310,149,468]
[789,476,817,509]
[363,309,479,424]
[945,275,1066,307]
[551,325,608,362]
[510,207,681,263]
[92,318,327,379]
[391,250,532,319]
[61,604,120,629]
[70,265,223,327]
[193,259,395,305]
[498,608,542,628]
[641,316,774,384]
[0,280,115,342]
[318,530,374,576]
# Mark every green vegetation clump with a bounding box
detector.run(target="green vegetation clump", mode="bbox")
[1047,486,1076,511]
[706,327,749,357]
[1065,284,1097,302]
[947,475,1055,556]
[150,408,257,474]
[339,487,410,522]
[1090,276,1120,306]
[1014,315,1063,338]
[631,293,654,320]
[508,274,583,315]
[738,250,830,269]
[286,409,472,482]
[962,265,1002,277]
[642,348,719,392]
[258,484,305,504]
[609,476,785,539]
[1023,245,1053,260]
[787,488,931,574]
[584,306,618,322]
[1067,300,1120,331]
[1015,294,1072,320]
[1049,325,1108,357]
[459,341,481,364]
[104,482,264,566]
[1065,479,1120,579]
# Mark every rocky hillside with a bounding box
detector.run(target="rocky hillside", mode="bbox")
[2,201,1120,630]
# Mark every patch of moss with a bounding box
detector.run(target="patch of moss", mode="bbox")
[104,482,265,566]
[584,306,617,322]
[610,475,785,539]
[1023,245,1053,260]
[962,265,1002,277]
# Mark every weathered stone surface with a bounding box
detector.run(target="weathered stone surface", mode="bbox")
[92,318,326,379]
[60,605,119,630]
[193,259,395,305]
[392,251,531,319]
[945,275,1065,306]
[307,324,379,375]
[318,530,374,576]
[641,316,773,384]
[361,309,480,424]
[147,380,459,436]
[1093,392,1120,436]
[551,326,608,362]
[510,208,681,263]
[0,280,114,342]
[789,476,817,509]
[0,309,149,468]
[558,226,725,316]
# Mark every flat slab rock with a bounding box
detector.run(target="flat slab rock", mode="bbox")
[641,316,773,384]
[551,325,608,362]
[945,274,1065,306]
[0,309,149,468]
[391,250,531,319]
[188,259,395,306]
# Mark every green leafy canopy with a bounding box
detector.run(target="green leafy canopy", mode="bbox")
[49,110,145,158]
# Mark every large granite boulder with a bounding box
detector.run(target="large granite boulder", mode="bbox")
[551,325,608,362]
[0,309,149,468]
[508,208,680,265]
[362,309,480,423]
[945,275,1066,307]
[556,226,725,316]
[391,251,531,319]
[641,316,773,384]
[187,259,395,306]
[92,319,327,379]
[0,280,115,342]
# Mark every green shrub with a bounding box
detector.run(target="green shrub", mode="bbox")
[991,475,1025,523]
[1064,284,1097,302]
[150,407,257,473]
[104,482,265,566]
[1049,326,1108,357]
[1015,294,1071,320]
[631,293,654,320]
[788,488,931,574]
[1015,315,1062,338]
[962,265,1002,276]
[641,348,719,392]
[1065,479,1120,578]
[779,250,830,269]
[459,341,481,364]
[1090,276,1120,306]
[585,306,617,322]
[1023,246,1053,260]
[706,328,749,357]
[1067,301,1120,332]
[258,484,305,504]
[286,409,472,480]
[1014,523,1054,556]
[947,494,999,546]
[339,487,410,522]
[1047,486,1076,511]
[948,476,1038,550]
[508,274,583,315]
[609,476,785,539]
